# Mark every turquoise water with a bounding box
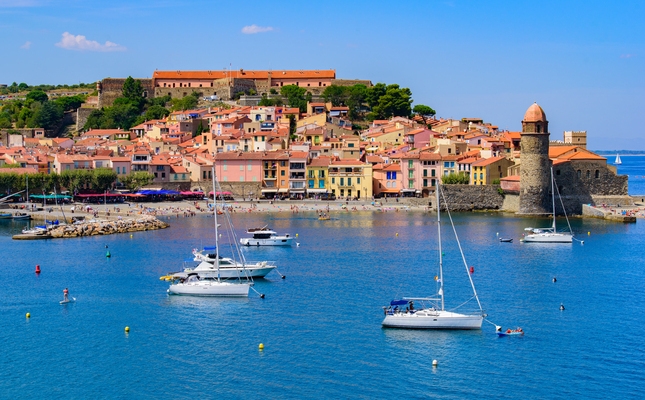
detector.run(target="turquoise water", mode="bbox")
[1,211,644,399]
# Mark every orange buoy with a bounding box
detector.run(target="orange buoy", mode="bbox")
[469,266,474,274]
[35,265,41,274]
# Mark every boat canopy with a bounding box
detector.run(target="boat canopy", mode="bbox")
[202,246,216,251]
[390,299,410,306]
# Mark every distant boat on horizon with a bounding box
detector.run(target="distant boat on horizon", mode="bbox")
[615,154,622,165]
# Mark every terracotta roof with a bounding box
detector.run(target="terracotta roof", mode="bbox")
[471,156,506,167]
[523,103,547,122]
[153,70,335,80]
[500,175,520,181]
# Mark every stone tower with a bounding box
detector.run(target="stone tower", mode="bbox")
[519,103,551,214]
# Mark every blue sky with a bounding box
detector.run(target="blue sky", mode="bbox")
[1,0,643,150]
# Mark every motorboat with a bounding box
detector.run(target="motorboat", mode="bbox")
[13,212,31,220]
[497,328,524,337]
[382,181,485,330]
[22,225,48,235]
[240,226,294,246]
[0,212,12,219]
[166,247,277,279]
[499,238,513,243]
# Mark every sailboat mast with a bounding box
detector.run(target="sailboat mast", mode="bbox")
[26,175,29,207]
[551,166,556,232]
[211,166,220,281]
[436,182,445,311]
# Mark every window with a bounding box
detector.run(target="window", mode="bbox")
[281,161,286,167]
[347,178,352,186]
[595,170,600,178]
[248,164,252,171]
[340,178,345,186]
[319,181,325,189]
[154,172,158,178]
[161,173,165,178]
[308,170,314,178]
[423,179,428,187]
[423,169,428,177]
[408,160,413,168]
[340,189,344,197]
[319,170,325,178]
[556,169,561,175]
[281,170,285,176]
[577,170,581,178]
[431,169,436,177]
[223,161,227,171]
[240,176,244,182]
[408,171,413,179]
[408,180,413,189]
[240,165,244,171]
[479,173,483,179]
[203,171,207,179]
[586,170,590,179]
[308,180,314,188]
[332,177,335,184]
[357,178,360,184]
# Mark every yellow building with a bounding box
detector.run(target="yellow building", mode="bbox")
[328,159,373,199]
[306,156,332,197]
[471,156,514,185]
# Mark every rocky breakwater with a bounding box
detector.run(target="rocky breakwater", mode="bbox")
[48,216,169,238]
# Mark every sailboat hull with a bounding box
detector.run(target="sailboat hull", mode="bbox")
[382,310,483,329]
[523,233,573,243]
[168,281,250,296]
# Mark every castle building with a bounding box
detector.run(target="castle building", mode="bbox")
[518,103,552,215]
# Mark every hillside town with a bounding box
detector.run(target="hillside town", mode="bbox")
[0,70,625,209]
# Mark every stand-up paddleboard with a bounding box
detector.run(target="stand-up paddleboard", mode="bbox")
[60,297,76,305]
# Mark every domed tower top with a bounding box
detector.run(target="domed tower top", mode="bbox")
[521,102,548,134]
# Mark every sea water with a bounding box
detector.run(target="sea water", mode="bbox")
[1,209,644,399]
[614,155,645,196]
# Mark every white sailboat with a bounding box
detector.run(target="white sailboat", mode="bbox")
[522,167,573,243]
[381,182,484,329]
[614,154,622,165]
[168,167,251,297]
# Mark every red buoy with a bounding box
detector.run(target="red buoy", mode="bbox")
[35,265,41,274]
[469,266,474,274]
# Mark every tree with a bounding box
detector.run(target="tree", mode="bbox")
[346,84,368,120]
[366,83,387,108]
[442,172,470,184]
[369,84,413,120]
[93,168,118,192]
[322,85,347,106]
[54,95,85,112]
[18,82,29,91]
[280,85,308,112]
[122,76,144,101]
[0,114,12,129]
[121,171,154,191]
[258,97,275,107]
[26,89,49,104]
[413,104,436,127]
[32,101,63,130]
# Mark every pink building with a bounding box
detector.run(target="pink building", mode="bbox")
[213,152,263,184]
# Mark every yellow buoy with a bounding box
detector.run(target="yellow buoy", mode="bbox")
[296,233,299,237]
[396,233,399,237]
[130,234,133,238]
[588,231,590,236]
[258,343,264,350]
[26,313,31,318]
[125,326,130,332]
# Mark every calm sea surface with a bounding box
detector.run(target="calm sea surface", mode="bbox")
[2,201,645,397]
[613,154,645,195]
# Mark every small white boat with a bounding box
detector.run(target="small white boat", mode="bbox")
[615,154,622,165]
[167,247,276,279]
[522,167,574,244]
[22,225,48,235]
[240,226,294,246]
[13,212,31,220]
[168,274,251,296]
[0,213,12,219]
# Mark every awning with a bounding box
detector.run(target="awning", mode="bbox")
[278,188,288,193]
[261,189,277,193]
[307,189,328,193]
[289,188,305,192]
[401,189,416,192]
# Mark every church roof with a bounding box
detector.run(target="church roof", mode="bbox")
[523,103,547,122]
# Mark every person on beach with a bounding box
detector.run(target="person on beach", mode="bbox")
[63,288,69,302]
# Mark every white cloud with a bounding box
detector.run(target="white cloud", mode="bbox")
[21,41,31,49]
[241,25,274,34]
[620,54,634,59]
[55,32,126,52]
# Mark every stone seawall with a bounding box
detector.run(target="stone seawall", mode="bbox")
[47,216,169,238]
[440,185,505,211]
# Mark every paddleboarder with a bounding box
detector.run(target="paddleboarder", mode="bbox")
[63,288,69,302]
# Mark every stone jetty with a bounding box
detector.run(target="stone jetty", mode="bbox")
[13,216,169,240]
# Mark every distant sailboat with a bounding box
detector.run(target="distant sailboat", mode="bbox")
[615,154,622,165]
